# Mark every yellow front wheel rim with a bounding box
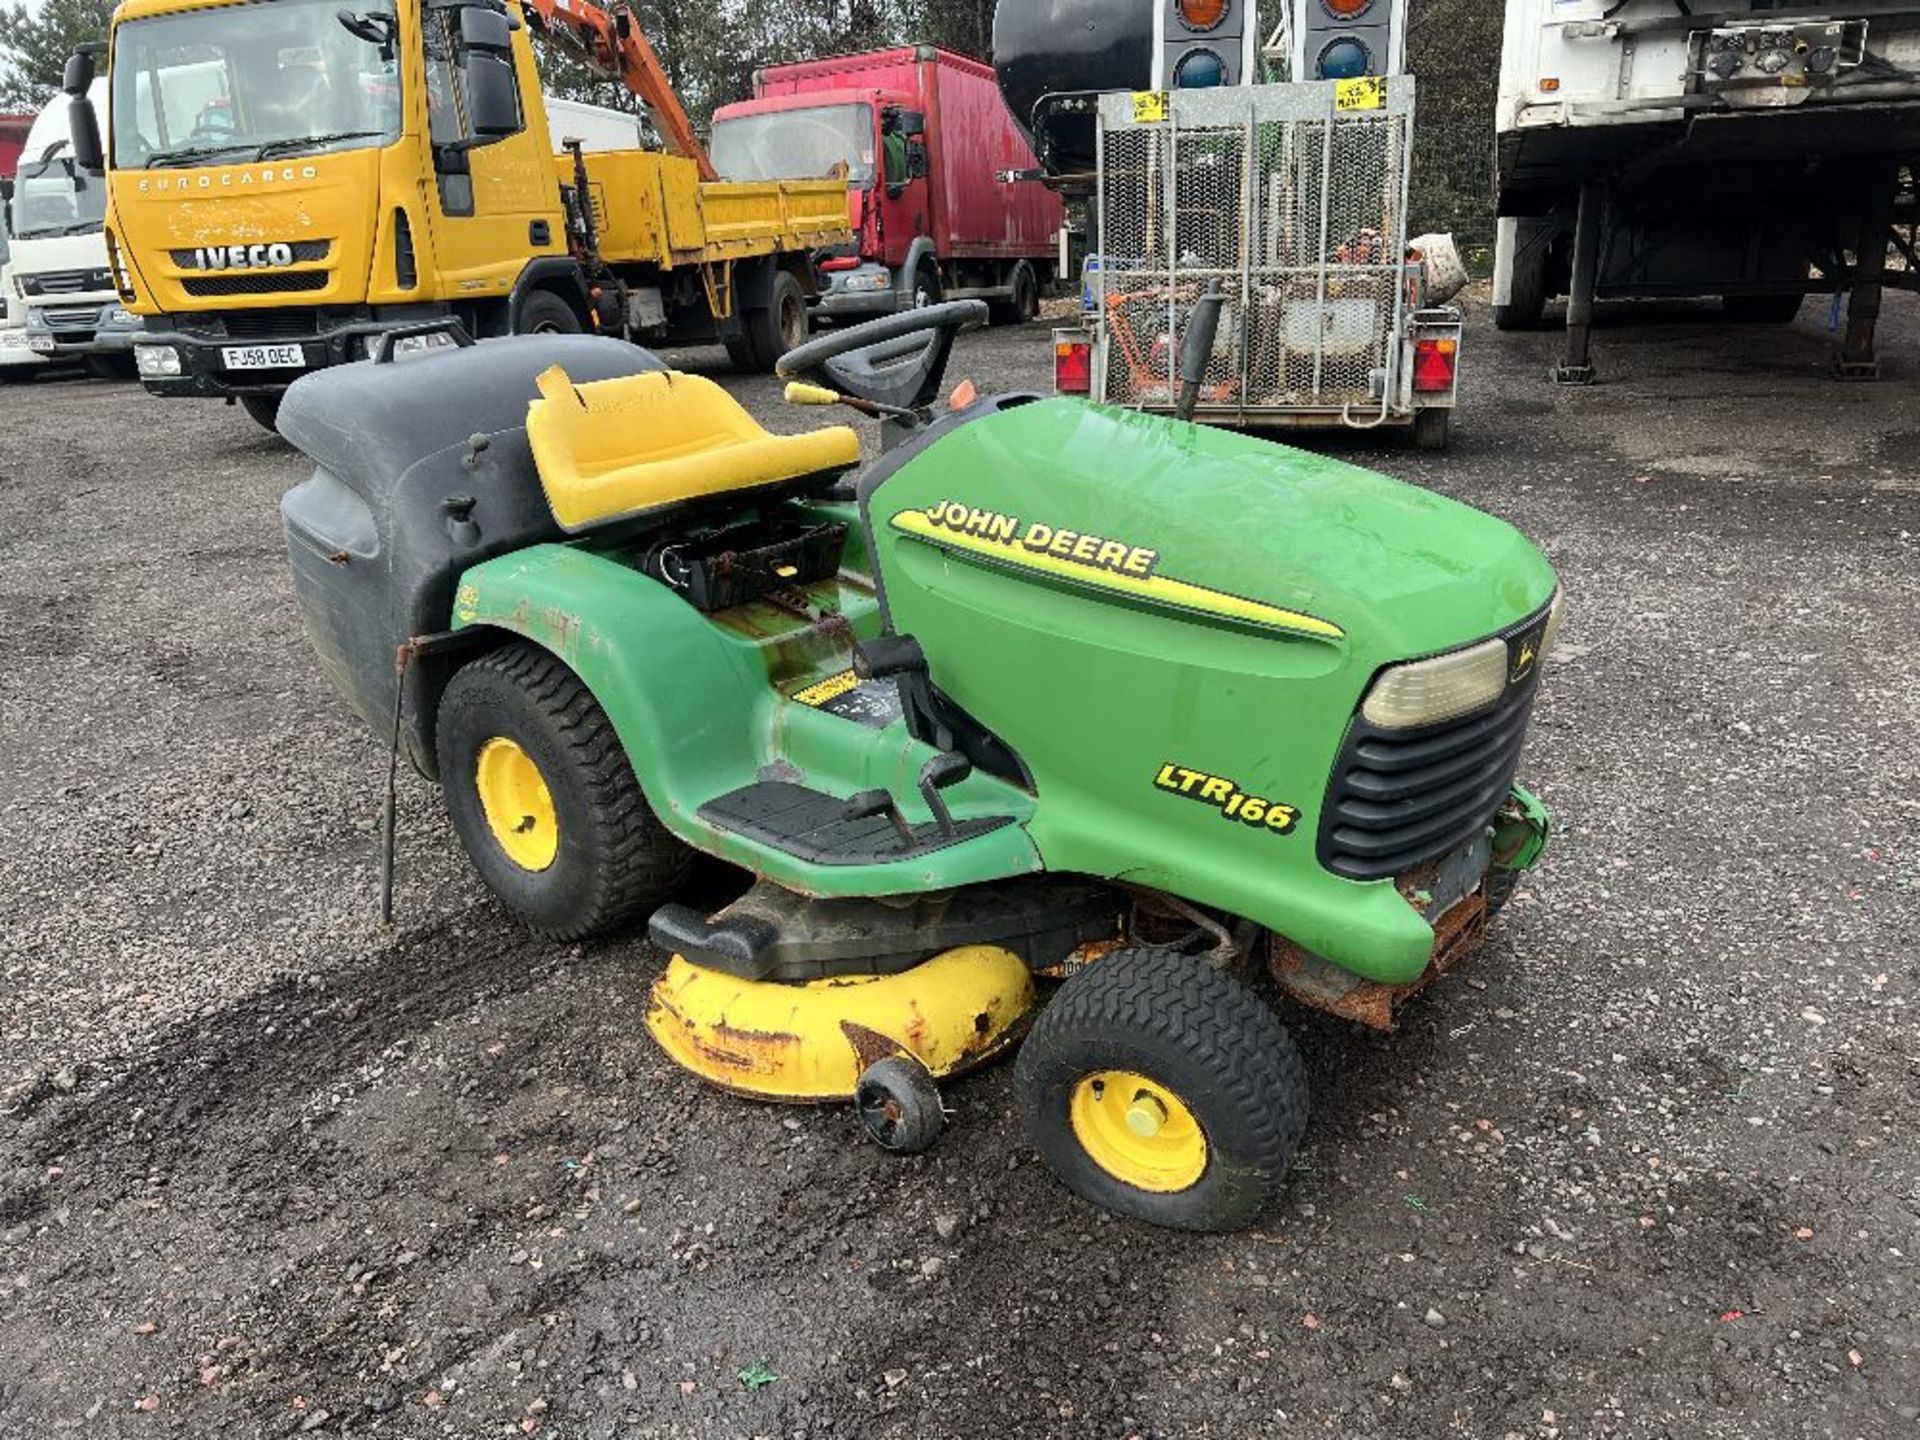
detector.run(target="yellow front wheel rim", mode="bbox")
[1068,1070,1208,1193]
[475,737,559,873]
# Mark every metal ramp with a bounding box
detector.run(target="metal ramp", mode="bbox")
[1094,79,1420,427]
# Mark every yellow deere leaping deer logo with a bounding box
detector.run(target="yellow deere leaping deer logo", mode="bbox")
[1510,636,1541,685]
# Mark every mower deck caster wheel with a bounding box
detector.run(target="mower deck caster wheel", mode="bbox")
[855,1057,945,1155]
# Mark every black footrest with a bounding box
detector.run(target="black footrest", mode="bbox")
[698,781,1013,866]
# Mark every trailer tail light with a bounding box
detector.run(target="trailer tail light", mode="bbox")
[1054,334,1092,395]
[1413,336,1458,394]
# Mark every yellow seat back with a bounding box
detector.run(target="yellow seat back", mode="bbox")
[527,366,861,533]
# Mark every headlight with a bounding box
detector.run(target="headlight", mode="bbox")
[842,272,890,293]
[1362,592,1565,730]
[108,307,141,328]
[134,344,183,378]
[1362,638,1510,730]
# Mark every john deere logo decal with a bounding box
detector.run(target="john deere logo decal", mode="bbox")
[1509,626,1546,685]
[892,501,1345,642]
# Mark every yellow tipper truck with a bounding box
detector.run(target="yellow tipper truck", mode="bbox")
[69,0,850,430]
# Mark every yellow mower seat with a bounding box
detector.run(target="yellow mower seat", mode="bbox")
[528,365,861,532]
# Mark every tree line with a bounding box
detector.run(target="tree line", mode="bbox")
[0,0,997,116]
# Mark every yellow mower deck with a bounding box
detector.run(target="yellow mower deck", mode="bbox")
[645,945,1037,1102]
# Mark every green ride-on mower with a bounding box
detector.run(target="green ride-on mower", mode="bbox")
[279,301,1559,1232]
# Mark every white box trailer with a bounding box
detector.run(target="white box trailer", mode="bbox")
[1493,0,1920,380]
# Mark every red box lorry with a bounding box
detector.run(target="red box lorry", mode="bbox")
[710,46,1064,325]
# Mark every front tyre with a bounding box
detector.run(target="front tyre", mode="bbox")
[436,643,692,941]
[240,394,283,434]
[1015,947,1308,1232]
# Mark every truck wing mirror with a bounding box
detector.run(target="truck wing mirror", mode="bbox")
[62,47,97,97]
[894,109,927,139]
[461,52,523,140]
[456,6,516,53]
[68,96,105,174]
[906,141,930,181]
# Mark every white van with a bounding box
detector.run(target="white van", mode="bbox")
[11,81,142,375]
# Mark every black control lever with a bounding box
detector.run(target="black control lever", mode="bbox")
[917,753,973,838]
[854,634,929,681]
[845,788,917,849]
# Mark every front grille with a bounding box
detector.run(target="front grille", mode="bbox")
[1320,645,1545,883]
[169,241,331,268]
[23,268,110,296]
[220,308,322,340]
[41,304,102,331]
[182,271,330,298]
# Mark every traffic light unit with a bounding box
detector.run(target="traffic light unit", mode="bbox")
[1155,0,1262,91]
[1289,0,1407,83]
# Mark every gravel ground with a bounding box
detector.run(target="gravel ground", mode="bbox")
[1,294,1916,1440]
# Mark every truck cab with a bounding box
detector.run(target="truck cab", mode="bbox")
[711,47,1062,325]
[10,82,138,375]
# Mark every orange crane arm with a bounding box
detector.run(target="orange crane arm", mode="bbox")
[522,0,718,182]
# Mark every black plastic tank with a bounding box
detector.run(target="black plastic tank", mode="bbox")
[993,0,1154,176]
[280,334,665,778]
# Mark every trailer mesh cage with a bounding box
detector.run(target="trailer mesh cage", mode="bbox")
[1095,80,1417,421]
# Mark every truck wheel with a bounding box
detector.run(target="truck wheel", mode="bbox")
[1412,408,1454,452]
[85,354,137,381]
[517,290,583,336]
[1493,234,1550,332]
[910,260,943,311]
[437,642,692,941]
[989,263,1040,326]
[1015,947,1308,1232]
[725,338,759,372]
[742,270,808,373]
[240,395,282,433]
[1723,293,1805,324]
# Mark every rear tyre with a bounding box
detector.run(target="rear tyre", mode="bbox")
[1412,407,1454,452]
[989,263,1040,326]
[517,289,583,336]
[1493,235,1551,333]
[856,1057,946,1155]
[742,270,809,373]
[240,394,283,433]
[1723,292,1805,324]
[724,337,760,372]
[436,642,693,941]
[1485,867,1520,921]
[1015,947,1308,1232]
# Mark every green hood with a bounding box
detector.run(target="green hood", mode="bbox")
[895,398,1557,662]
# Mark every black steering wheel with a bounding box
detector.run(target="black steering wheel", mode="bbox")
[778,300,987,412]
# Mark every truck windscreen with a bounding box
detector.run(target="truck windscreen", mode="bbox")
[112,0,402,170]
[711,104,874,187]
[12,150,107,239]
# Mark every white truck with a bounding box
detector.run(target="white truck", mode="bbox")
[0,218,49,379]
[1494,0,1920,380]
[10,81,141,376]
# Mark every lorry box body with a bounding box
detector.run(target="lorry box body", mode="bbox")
[712,46,1064,321]
[96,0,850,423]
[1494,0,1920,367]
[10,82,137,367]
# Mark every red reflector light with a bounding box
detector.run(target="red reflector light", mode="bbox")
[1055,340,1092,394]
[817,257,861,272]
[1413,336,1458,394]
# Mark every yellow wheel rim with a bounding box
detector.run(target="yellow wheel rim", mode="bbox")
[474,738,559,873]
[1068,1070,1208,1194]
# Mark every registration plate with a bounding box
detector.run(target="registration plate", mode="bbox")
[222,343,305,371]
[28,335,56,354]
